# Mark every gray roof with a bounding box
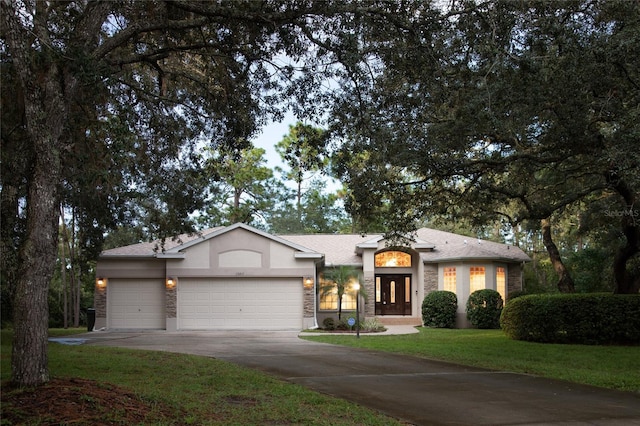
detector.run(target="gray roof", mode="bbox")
[100,228,222,257]
[414,228,530,263]
[277,234,372,266]
[100,224,530,264]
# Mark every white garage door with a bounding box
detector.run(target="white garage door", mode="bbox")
[108,279,165,329]
[178,278,303,330]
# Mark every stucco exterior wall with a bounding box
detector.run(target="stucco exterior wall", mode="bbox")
[165,228,316,280]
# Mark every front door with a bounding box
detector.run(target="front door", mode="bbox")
[375,275,412,315]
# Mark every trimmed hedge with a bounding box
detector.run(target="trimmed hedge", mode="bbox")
[422,291,457,328]
[500,293,640,345]
[466,289,503,329]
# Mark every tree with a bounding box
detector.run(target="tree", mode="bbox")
[321,266,362,321]
[267,179,351,234]
[331,0,640,294]
[2,0,428,387]
[275,123,328,222]
[198,145,280,228]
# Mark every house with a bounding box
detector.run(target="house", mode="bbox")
[94,223,530,331]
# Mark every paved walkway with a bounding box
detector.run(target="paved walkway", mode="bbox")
[75,329,640,426]
[299,324,420,336]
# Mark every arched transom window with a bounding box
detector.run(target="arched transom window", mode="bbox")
[375,251,412,267]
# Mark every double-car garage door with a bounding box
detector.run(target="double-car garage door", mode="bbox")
[108,278,303,330]
[178,278,303,330]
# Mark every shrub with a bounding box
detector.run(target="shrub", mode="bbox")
[335,319,350,330]
[506,290,527,302]
[500,293,640,345]
[361,317,386,333]
[466,289,503,329]
[322,317,336,330]
[422,291,457,328]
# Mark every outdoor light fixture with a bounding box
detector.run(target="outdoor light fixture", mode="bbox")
[304,276,314,288]
[96,278,106,288]
[166,277,176,289]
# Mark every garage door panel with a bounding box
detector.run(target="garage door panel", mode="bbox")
[178,278,302,330]
[108,279,165,329]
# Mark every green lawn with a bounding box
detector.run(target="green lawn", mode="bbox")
[303,327,640,392]
[1,329,403,425]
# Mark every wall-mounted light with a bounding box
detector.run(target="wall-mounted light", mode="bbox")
[303,276,314,288]
[96,278,106,288]
[166,277,176,289]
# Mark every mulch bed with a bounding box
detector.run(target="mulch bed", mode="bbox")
[1,377,179,425]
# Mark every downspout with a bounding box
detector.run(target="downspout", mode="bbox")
[311,258,325,329]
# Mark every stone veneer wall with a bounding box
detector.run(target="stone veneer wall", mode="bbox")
[507,263,524,296]
[423,264,438,295]
[364,274,375,317]
[94,284,107,318]
[166,286,177,318]
[304,284,314,317]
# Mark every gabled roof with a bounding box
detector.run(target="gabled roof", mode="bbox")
[162,223,322,258]
[99,228,222,258]
[280,228,529,265]
[353,235,435,253]
[100,223,530,264]
[278,233,372,266]
[100,223,324,259]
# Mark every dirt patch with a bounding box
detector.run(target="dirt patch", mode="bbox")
[1,377,180,425]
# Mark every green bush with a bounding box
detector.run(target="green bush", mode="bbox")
[322,317,336,330]
[336,319,350,330]
[466,289,503,329]
[422,291,457,328]
[500,293,640,345]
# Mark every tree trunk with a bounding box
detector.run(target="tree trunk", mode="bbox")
[3,8,68,384]
[607,174,640,294]
[71,211,80,328]
[541,218,575,293]
[60,229,68,329]
[12,139,62,386]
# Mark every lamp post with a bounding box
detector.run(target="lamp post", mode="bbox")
[353,282,360,338]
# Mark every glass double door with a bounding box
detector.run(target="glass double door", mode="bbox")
[375,274,412,315]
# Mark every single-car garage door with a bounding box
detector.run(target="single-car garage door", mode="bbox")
[108,279,165,329]
[178,278,303,330]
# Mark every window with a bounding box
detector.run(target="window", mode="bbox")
[319,281,357,310]
[443,267,456,293]
[375,251,412,267]
[405,277,411,303]
[470,266,485,293]
[496,267,506,301]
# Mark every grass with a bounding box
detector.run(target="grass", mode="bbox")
[3,327,638,424]
[1,328,404,425]
[303,327,640,392]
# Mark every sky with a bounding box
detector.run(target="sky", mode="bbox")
[253,112,341,193]
[253,113,295,171]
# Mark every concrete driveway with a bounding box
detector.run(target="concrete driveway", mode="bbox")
[76,330,640,426]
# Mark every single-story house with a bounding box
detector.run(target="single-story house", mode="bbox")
[94,222,530,331]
